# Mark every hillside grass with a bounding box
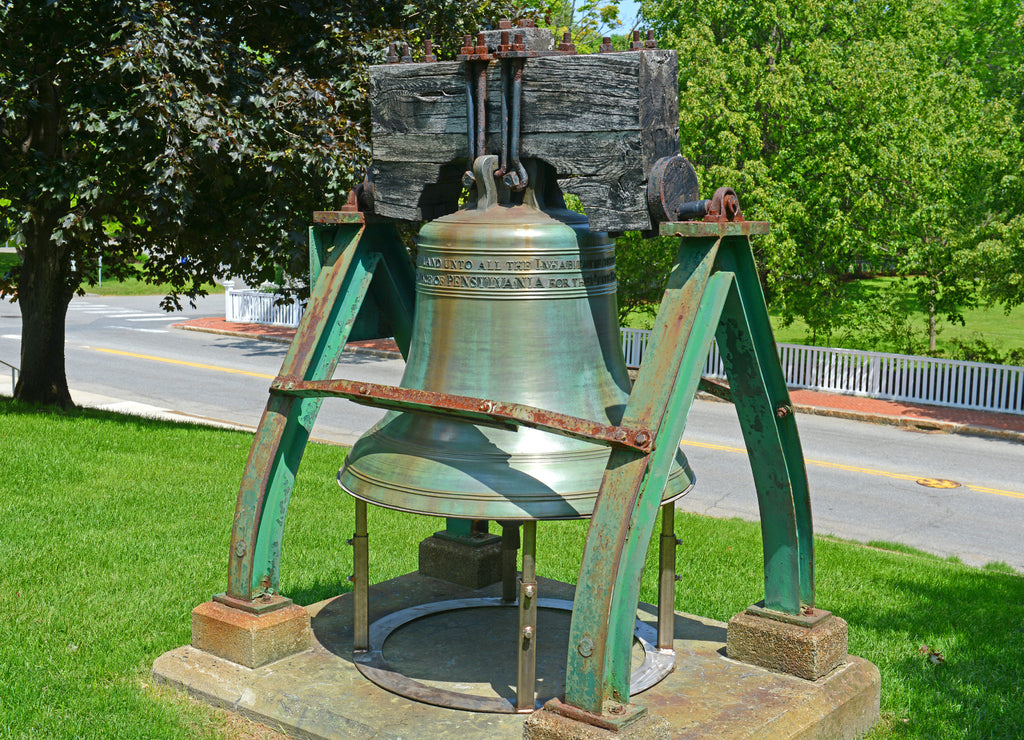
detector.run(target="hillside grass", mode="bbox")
[2,398,1022,738]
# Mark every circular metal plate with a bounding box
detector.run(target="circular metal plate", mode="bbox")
[353,597,675,713]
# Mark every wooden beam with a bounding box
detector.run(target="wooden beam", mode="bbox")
[369,50,680,232]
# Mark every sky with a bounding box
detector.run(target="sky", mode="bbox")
[617,0,642,29]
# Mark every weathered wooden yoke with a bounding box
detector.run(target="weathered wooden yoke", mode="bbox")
[210,21,828,736]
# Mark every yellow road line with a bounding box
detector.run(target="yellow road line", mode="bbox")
[90,347,275,380]
[680,439,1024,500]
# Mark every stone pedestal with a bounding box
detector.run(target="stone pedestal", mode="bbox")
[418,531,503,589]
[726,604,848,680]
[191,595,310,668]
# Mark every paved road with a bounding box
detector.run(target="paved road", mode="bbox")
[2,294,1022,570]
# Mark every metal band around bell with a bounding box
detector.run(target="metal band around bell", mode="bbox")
[352,596,676,714]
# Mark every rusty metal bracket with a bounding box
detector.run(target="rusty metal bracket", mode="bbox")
[270,377,655,453]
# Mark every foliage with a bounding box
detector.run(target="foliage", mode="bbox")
[642,0,1024,351]
[613,231,677,326]
[0,0,503,406]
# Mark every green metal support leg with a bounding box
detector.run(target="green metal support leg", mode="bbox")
[226,219,415,602]
[563,222,814,718]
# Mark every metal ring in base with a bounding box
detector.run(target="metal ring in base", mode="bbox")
[353,596,676,714]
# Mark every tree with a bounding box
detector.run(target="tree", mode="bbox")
[642,0,1024,350]
[0,0,503,408]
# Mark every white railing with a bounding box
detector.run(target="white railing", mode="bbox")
[1,358,18,395]
[620,327,1024,416]
[219,292,1024,416]
[224,283,305,327]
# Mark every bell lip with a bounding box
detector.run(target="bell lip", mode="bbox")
[336,470,696,522]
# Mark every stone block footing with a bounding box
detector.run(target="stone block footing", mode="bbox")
[727,608,848,680]
[523,707,671,740]
[418,533,503,589]
[191,600,310,668]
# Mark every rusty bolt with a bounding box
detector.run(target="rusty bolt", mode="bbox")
[600,36,614,53]
[558,31,576,54]
[475,31,487,55]
[522,625,534,640]
[775,404,792,419]
[577,637,595,657]
[645,29,657,49]
[400,42,413,63]
[423,38,437,63]
[386,42,399,64]
[513,31,525,51]
[634,430,650,447]
[630,30,644,50]
[613,428,627,442]
[234,540,246,558]
[498,17,512,29]
[608,703,626,715]
[518,18,535,28]
[523,584,536,598]
[479,401,493,412]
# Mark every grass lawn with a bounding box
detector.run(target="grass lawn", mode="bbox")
[623,276,1024,363]
[1,398,1022,738]
[0,251,223,297]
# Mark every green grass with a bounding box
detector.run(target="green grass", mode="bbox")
[1,398,1022,738]
[0,251,223,297]
[623,276,1024,363]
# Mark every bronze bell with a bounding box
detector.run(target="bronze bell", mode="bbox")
[338,156,693,519]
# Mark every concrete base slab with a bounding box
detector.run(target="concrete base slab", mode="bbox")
[154,573,879,740]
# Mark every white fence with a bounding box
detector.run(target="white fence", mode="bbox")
[224,283,305,327]
[222,288,1024,416]
[620,327,1024,416]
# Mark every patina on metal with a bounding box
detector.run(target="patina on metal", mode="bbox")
[337,155,694,521]
[214,25,820,734]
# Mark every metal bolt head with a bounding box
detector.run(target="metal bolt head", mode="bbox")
[577,637,595,657]
[522,625,534,639]
[634,431,650,447]
[608,702,625,715]
[775,404,792,419]
[523,584,536,598]
[498,17,512,29]
[358,385,369,394]
[503,171,520,189]
[234,540,247,558]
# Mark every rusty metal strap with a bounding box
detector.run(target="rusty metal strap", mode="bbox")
[271,377,654,453]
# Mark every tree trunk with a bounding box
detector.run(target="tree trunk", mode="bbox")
[15,216,76,409]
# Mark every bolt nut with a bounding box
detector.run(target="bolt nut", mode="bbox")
[775,405,792,419]
[523,584,536,598]
[522,625,534,640]
[358,385,369,394]
[234,541,247,558]
[577,637,595,657]
[608,702,626,715]
[634,431,650,447]
[503,171,520,189]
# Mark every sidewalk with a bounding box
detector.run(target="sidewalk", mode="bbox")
[176,317,1024,444]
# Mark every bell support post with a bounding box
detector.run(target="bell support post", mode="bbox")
[226,217,415,602]
[562,221,814,719]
